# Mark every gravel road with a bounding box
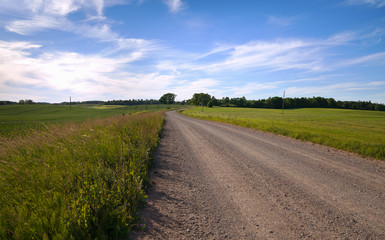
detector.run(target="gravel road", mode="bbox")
[130,110,385,239]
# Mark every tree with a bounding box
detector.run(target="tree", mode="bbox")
[159,93,176,105]
[25,99,34,104]
[211,96,219,106]
[222,97,230,106]
[265,97,282,109]
[191,93,211,106]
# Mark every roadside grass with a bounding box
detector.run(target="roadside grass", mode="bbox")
[0,111,165,239]
[0,104,174,138]
[182,107,385,160]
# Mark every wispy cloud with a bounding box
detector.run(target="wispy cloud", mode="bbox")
[325,31,358,45]
[163,0,185,13]
[170,27,385,75]
[184,39,325,73]
[339,51,385,66]
[1,0,115,36]
[267,15,300,27]
[286,81,385,98]
[5,15,67,35]
[343,0,385,8]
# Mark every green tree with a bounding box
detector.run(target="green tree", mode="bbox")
[159,93,176,105]
[191,93,211,106]
[190,93,212,111]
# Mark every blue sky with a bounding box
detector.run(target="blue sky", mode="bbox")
[0,0,384,103]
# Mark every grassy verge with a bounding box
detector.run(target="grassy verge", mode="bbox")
[182,107,385,160]
[0,111,165,239]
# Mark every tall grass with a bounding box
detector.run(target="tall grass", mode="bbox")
[0,111,165,239]
[182,107,385,160]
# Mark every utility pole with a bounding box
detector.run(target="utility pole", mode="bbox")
[70,96,72,109]
[201,94,204,112]
[281,91,285,114]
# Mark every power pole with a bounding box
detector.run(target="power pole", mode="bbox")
[70,96,72,109]
[201,94,204,111]
[281,91,285,114]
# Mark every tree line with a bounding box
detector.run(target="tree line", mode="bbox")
[2,94,384,111]
[186,93,385,111]
[0,100,50,105]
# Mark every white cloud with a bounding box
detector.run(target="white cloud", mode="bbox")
[0,40,192,102]
[0,41,128,90]
[163,0,185,13]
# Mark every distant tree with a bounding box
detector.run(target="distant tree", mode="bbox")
[0,101,17,105]
[159,93,176,105]
[327,98,337,108]
[191,93,211,106]
[375,104,385,111]
[211,96,219,106]
[265,97,282,109]
[222,97,230,107]
[19,99,34,104]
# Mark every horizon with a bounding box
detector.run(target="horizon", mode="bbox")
[3,94,385,105]
[1,0,384,104]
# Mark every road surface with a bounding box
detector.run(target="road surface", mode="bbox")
[130,111,385,239]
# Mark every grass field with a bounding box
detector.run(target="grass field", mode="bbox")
[182,107,385,160]
[0,105,171,239]
[0,104,174,138]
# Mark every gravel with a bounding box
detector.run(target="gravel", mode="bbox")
[129,111,385,239]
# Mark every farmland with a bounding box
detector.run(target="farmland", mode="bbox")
[182,107,385,160]
[0,104,170,239]
[0,104,173,138]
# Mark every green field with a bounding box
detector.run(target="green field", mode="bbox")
[0,105,171,239]
[182,107,385,160]
[0,104,174,138]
